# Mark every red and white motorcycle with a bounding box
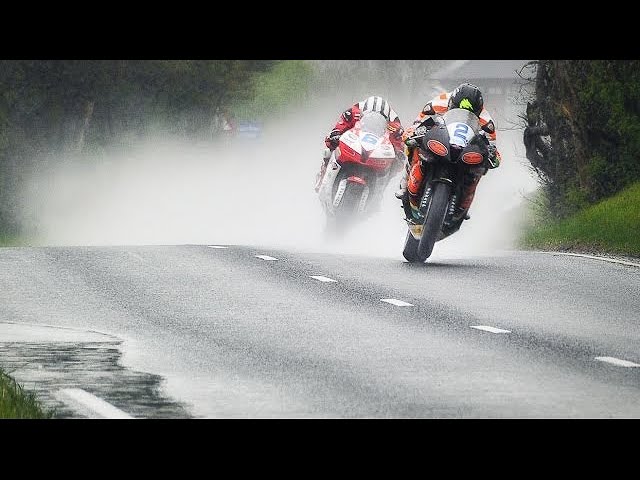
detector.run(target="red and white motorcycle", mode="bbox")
[317,111,400,234]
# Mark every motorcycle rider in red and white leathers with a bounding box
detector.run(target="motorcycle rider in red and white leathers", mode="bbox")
[315,95,406,192]
[395,83,501,221]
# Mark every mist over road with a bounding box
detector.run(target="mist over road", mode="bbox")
[1,244,638,418]
[7,63,632,418]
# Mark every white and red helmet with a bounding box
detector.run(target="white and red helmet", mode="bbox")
[359,96,398,122]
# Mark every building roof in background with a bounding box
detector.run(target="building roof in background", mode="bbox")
[431,60,534,81]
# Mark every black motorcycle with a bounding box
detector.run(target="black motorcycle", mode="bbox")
[400,108,491,263]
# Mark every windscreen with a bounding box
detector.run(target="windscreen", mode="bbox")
[359,111,388,137]
[443,108,481,147]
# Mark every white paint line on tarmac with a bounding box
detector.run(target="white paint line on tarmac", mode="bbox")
[207,245,229,249]
[127,251,143,261]
[595,356,640,367]
[255,255,278,261]
[310,275,337,283]
[470,325,511,334]
[540,251,640,268]
[381,299,414,307]
[57,388,134,419]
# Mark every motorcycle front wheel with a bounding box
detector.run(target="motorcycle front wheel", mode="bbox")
[402,230,420,262]
[333,181,365,235]
[416,182,450,262]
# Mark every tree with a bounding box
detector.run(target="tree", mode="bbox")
[522,60,640,218]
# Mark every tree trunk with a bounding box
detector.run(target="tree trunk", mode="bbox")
[75,100,95,153]
[553,61,591,193]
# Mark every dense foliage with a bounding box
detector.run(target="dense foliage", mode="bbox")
[524,60,640,218]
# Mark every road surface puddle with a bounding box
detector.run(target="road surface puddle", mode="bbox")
[0,322,191,418]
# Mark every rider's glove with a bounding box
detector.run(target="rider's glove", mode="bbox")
[414,125,427,136]
[487,144,500,169]
[405,137,418,148]
[328,130,342,149]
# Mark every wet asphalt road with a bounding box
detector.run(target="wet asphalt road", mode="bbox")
[0,244,639,418]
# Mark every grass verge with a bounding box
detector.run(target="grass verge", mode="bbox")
[520,182,640,258]
[0,368,55,419]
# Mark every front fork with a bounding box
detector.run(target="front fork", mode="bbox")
[404,158,460,224]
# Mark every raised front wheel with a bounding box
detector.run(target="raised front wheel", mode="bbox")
[416,182,450,262]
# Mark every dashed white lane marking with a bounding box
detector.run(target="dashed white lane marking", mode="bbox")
[57,388,134,419]
[310,275,337,283]
[207,245,229,249]
[542,251,640,268]
[381,298,414,307]
[595,356,640,367]
[255,255,278,261]
[470,325,511,334]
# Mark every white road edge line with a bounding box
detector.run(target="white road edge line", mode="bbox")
[207,245,229,249]
[595,356,640,367]
[381,298,414,307]
[470,325,511,334]
[310,275,337,283]
[56,388,134,419]
[536,251,640,268]
[255,255,278,261]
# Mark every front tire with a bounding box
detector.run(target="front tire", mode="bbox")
[402,230,420,262]
[417,182,450,262]
[334,182,365,234]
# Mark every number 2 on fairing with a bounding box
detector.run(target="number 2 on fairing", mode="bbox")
[453,124,469,142]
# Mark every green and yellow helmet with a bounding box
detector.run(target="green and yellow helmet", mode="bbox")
[448,83,484,116]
